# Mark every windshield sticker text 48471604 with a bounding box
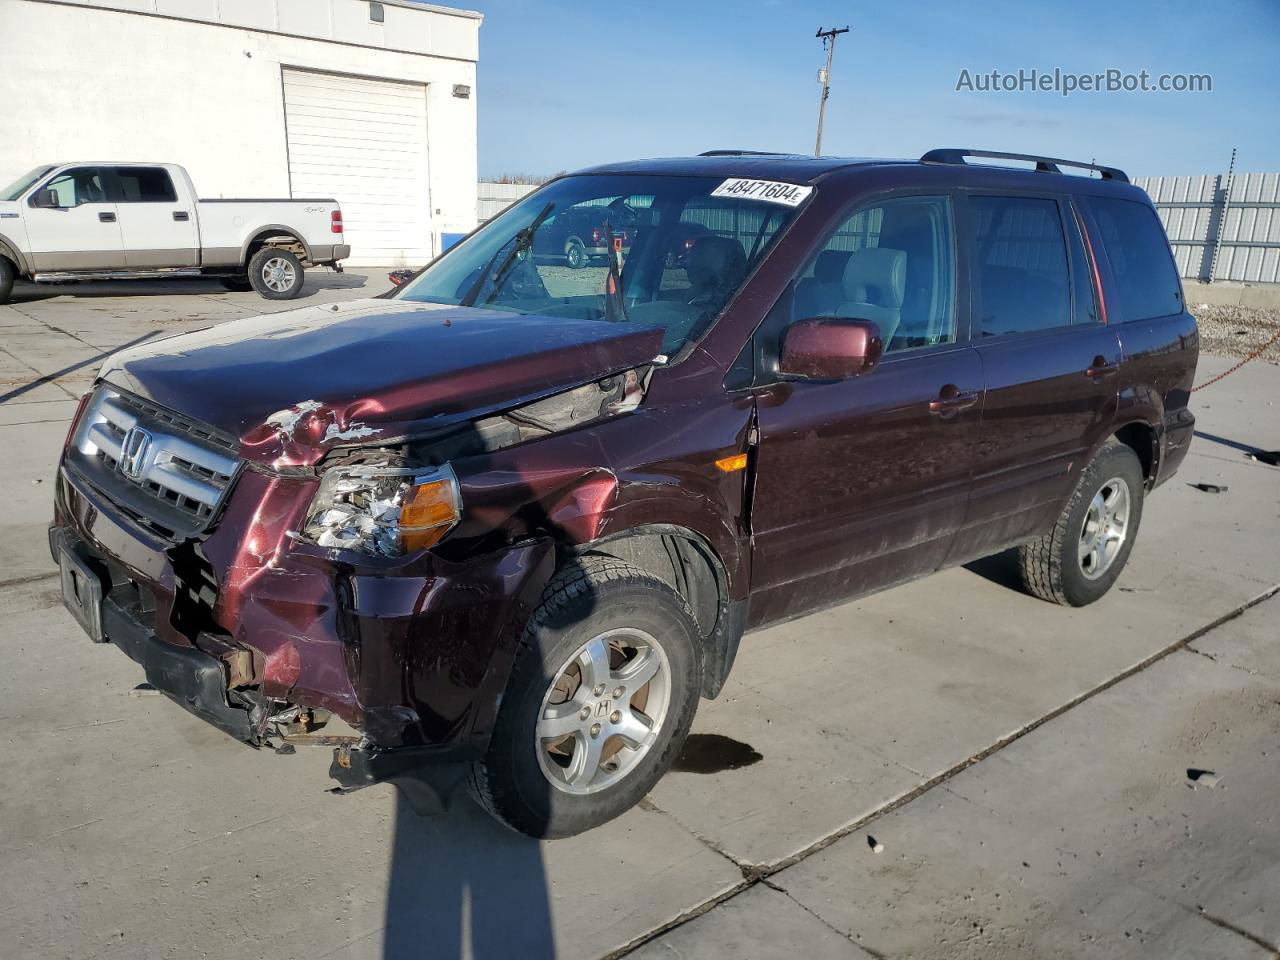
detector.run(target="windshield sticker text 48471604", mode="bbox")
[710,178,813,207]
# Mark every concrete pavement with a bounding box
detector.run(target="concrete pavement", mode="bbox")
[1,272,1277,959]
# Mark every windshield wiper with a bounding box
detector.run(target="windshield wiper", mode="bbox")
[460,202,555,307]
[602,220,630,324]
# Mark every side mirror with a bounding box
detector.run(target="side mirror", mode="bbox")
[779,317,883,380]
[31,188,61,209]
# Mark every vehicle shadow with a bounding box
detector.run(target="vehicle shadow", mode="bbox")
[0,329,160,405]
[7,270,368,303]
[383,795,556,959]
[962,547,1027,594]
[1193,429,1274,461]
[378,416,615,959]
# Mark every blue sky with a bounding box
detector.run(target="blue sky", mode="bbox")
[460,0,1280,180]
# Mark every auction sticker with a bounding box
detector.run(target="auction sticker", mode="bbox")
[711,178,813,207]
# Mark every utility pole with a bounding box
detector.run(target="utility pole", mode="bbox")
[814,25,849,156]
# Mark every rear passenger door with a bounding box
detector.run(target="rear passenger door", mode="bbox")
[110,166,199,268]
[951,193,1122,562]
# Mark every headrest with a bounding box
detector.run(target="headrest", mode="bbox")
[686,236,747,293]
[813,249,851,285]
[842,248,906,309]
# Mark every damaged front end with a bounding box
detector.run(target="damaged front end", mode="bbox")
[51,355,657,789]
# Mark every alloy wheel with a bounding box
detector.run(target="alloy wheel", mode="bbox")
[535,627,671,795]
[261,256,296,293]
[1078,477,1130,579]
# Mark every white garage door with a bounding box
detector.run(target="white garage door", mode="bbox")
[282,68,431,267]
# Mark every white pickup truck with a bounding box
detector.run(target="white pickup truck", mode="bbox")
[0,162,350,302]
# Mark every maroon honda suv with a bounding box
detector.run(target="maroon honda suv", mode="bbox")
[50,149,1197,837]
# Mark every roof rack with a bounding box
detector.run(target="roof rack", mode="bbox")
[920,148,1128,183]
[698,150,792,157]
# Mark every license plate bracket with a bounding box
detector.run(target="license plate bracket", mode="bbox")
[59,546,106,643]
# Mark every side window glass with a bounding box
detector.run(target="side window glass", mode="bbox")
[113,167,178,203]
[1065,202,1100,325]
[791,195,956,353]
[40,167,107,208]
[970,196,1072,336]
[1088,197,1183,322]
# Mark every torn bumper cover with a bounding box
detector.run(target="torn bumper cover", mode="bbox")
[51,454,558,785]
[104,588,258,742]
[49,526,261,742]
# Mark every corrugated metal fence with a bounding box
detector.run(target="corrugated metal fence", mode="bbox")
[479,175,1280,285]
[1135,172,1280,284]
[477,181,538,223]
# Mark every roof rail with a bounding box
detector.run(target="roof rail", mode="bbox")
[920,148,1128,183]
[698,150,792,157]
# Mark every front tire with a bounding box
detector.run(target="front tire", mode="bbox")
[470,556,702,838]
[0,257,15,305]
[1018,439,1145,606]
[248,247,305,300]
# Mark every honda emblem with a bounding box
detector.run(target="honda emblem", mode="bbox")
[119,426,152,480]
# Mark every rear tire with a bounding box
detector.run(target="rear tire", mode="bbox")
[1018,439,1145,606]
[0,257,15,305]
[218,275,253,292]
[469,555,702,838]
[248,247,305,300]
[564,238,587,270]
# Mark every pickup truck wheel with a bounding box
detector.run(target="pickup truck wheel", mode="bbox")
[248,247,304,300]
[0,257,14,305]
[469,555,702,838]
[564,238,587,270]
[1018,439,1145,607]
[218,275,253,292]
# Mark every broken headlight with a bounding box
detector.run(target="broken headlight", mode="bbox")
[300,463,460,558]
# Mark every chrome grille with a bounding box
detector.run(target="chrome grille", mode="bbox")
[72,386,240,534]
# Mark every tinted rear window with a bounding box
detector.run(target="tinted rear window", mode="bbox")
[1089,197,1182,322]
[113,167,177,203]
[970,196,1072,336]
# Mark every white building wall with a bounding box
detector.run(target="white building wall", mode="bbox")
[0,0,481,265]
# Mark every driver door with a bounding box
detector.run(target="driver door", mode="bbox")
[747,193,983,626]
[25,166,126,272]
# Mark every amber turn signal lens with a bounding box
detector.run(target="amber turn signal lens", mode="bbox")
[715,452,749,473]
[400,474,461,551]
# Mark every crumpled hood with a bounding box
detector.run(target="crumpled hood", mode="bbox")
[99,298,663,467]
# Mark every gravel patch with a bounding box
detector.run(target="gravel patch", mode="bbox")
[1188,302,1280,363]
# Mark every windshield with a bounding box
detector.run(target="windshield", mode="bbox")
[1,166,55,202]
[399,174,806,356]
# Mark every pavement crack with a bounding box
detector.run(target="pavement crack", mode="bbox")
[1184,642,1275,682]
[759,877,885,958]
[1187,904,1280,956]
[616,581,1280,957]
[0,571,58,590]
[1184,643,1220,663]
[636,796,749,874]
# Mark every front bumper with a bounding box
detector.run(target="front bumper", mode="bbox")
[49,526,259,742]
[53,456,558,757]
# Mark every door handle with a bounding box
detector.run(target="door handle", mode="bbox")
[929,385,979,417]
[98,211,116,223]
[173,211,190,221]
[1086,356,1120,379]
